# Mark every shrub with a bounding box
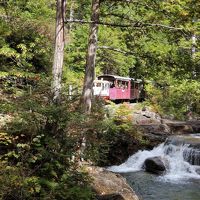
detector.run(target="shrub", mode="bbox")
[0,83,94,200]
[146,79,200,120]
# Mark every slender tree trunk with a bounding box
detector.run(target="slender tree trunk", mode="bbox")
[192,33,197,78]
[192,34,196,57]
[69,0,74,31]
[82,0,100,113]
[52,0,67,103]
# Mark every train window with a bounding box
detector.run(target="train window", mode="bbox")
[123,81,128,89]
[117,80,123,88]
[121,81,125,88]
[117,80,122,88]
[102,83,105,90]
[131,80,135,89]
[116,81,128,89]
[110,81,115,88]
[135,83,139,89]
[102,83,108,90]
[96,83,101,87]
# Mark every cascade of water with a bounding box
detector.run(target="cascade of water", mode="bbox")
[184,148,200,165]
[108,134,200,181]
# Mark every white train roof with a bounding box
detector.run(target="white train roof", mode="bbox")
[97,74,142,82]
[93,79,110,83]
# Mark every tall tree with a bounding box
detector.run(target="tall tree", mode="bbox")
[52,0,67,103]
[82,0,100,113]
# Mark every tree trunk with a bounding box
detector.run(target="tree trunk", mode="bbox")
[52,0,67,103]
[82,0,100,113]
[69,1,74,31]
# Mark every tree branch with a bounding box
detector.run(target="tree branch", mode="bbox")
[65,19,132,28]
[65,19,183,30]
[0,14,10,21]
[98,45,134,55]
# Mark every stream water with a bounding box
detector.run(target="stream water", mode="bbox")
[108,134,200,200]
[122,171,200,200]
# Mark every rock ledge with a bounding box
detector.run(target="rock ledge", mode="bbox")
[86,166,139,200]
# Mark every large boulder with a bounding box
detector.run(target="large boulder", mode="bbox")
[86,166,139,200]
[143,156,168,175]
[105,132,141,166]
[132,108,161,125]
[97,194,126,200]
[139,124,170,149]
[195,168,200,175]
[138,120,200,150]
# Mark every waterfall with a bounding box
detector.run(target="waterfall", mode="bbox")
[108,134,200,181]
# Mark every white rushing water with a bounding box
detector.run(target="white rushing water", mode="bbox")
[108,135,200,181]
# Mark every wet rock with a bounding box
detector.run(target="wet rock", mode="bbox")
[86,166,139,200]
[143,156,167,175]
[195,168,200,175]
[97,193,125,200]
[138,124,170,149]
[139,120,200,150]
[166,135,200,148]
[162,119,200,134]
[104,132,141,166]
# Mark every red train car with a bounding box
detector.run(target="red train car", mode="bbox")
[93,74,145,102]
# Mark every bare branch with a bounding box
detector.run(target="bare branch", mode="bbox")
[98,46,134,55]
[65,19,184,30]
[0,14,11,22]
[65,19,132,28]
[146,23,183,30]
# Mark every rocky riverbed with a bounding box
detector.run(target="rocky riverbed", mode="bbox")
[86,105,200,200]
[108,133,200,200]
[1,103,200,200]
[105,104,200,166]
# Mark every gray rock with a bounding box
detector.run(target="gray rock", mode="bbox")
[86,166,139,200]
[97,193,125,200]
[195,168,200,175]
[132,110,161,125]
[143,156,167,175]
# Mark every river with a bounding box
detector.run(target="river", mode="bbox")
[108,134,200,200]
[123,171,200,200]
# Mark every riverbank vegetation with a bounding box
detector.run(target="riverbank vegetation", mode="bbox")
[0,0,200,199]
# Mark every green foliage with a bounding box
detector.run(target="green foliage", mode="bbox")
[113,103,133,123]
[97,27,136,76]
[146,77,200,119]
[0,82,95,200]
[1,0,200,198]
[110,103,143,140]
[0,0,55,73]
[82,102,144,166]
